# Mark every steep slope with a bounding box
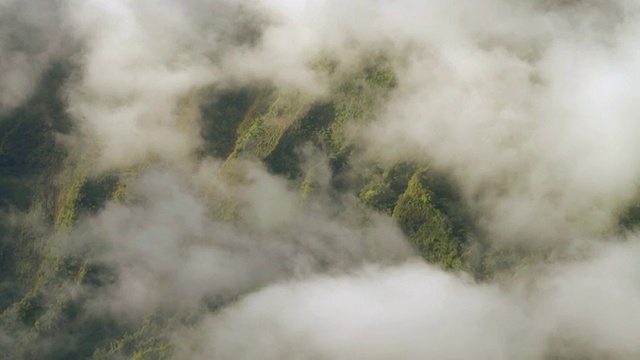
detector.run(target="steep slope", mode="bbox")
[0,57,478,359]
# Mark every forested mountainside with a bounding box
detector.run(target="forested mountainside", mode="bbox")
[4,1,640,359]
[0,58,477,359]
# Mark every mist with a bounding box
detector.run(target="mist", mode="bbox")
[64,162,412,319]
[3,0,640,359]
[175,241,640,359]
[365,0,640,246]
[0,0,70,114]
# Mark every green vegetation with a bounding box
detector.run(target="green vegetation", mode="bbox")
[359,163,417,215]
[228,88,311,161]
[0,63,70,212]
[0,55,486,359]
[91,311,181,360]
[200,88,261,159]
[0,63,133,359]
[3,53,619,359]
[392,171,466,270]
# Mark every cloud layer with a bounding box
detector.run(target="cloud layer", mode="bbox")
[4,0,640,359]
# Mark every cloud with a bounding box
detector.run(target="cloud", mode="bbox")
[178,262,528,360]
[62,0,226,171]
[5,0,640,359]
[360,0,640,245]
[177,239,640,360]
[66,161,413,319]
[0,0,70,114]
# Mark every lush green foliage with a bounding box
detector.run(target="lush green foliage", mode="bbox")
[359,163,417,215]
[392,171,466,269]
[0,56,600,359]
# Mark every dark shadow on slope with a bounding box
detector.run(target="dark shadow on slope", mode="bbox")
[199,88,261,160]
[0,62,72,212]
[265,102,336,179]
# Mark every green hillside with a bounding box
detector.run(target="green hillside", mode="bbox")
[1,56,638,359]
[0,57,469,359]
